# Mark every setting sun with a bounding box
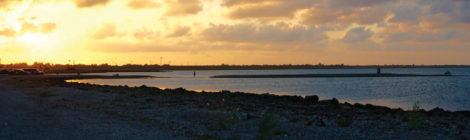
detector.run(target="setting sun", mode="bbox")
[17,33,48,47]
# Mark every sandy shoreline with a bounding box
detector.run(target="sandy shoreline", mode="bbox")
[1,75,469,139]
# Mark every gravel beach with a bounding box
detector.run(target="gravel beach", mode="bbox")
[1,75,469,139]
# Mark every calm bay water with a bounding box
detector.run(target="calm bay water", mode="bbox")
[72,68,470,111]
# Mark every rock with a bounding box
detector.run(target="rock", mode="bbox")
[220,90,231,94]
[174,87,187,93]
[289,117,299,123]
[357,109,369,113]
[280,95,302,102]
[353,103,364,109]
[364,104,375,109]
[342,105,352,110]
[391,108,405,115]
[318,98,339,105]
[146,98,155,103]
[317,118,326,127]
[246,113,252,120]
[429,107,445,113]
[455,111,470,117]
[304,95,319,103]
[303,120,314,127]
[336,117,353,127]
[331,98,339,104]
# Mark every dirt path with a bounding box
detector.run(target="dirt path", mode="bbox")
[0,80,181,140]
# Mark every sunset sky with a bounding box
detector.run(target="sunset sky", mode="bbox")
[1,0,469,65]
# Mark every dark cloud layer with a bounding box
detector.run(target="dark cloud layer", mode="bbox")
[75,0,110,8]
[128,0,161,9]
[164,0,202,16]
[342,27,373,42]
[201,22,328,51]
[90,23,117,39]
[326,0,395,8]
[224,0,317,19]
[134,27,157,40]
[221,0,470,28]
[167,26,190,38]
[202,23,327,43]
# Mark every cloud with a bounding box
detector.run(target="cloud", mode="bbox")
[0,28,16,37]
[90,41,187,52]
[387,0,470,27]
[220,0,470,29]
[381,26,469,43]
[39,23,57,33]
[75,0,110,8]
[19,21,57,34]
[166,26,190,38]
[427,0,470,25]
[164,0,203,16]
[128,0,161,9]
[326,0,395,8]
[221,0,394,21]
[224,0,317,19]
[388,2,422,24]
[342,27,373,42]
[94,22,330,53]
[301,5,389,25]
[0,0,21,9]
[221,0,279,7]
[20,21,40,33]
[300,8,344,25]
[89,23,117,40]
[200,22,328,50]
[134,27,157,40]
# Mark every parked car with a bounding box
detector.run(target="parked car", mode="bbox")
[0,70,9,75]
[23,69,44,75]
[12,70,28,75]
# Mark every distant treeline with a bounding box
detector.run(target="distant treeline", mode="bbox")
[0,62,469,73]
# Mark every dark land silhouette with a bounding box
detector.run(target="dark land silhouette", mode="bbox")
[0,62,469,73]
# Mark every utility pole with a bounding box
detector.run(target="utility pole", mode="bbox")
[160,57,162,65]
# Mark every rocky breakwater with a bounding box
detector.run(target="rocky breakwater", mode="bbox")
[3,75,469,139]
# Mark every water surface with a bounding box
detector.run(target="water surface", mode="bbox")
[70,68,470,111]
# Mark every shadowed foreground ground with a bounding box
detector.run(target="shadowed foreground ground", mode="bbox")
[0,75,181,139]
[0,75,469,139]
